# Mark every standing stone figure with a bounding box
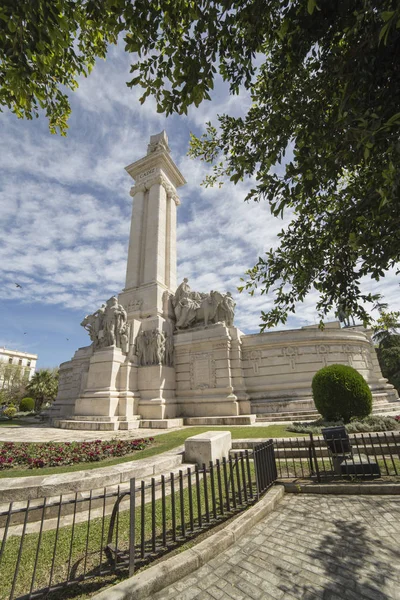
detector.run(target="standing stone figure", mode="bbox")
[81,296,129,352]
[136,328,170,366]
[136,331,147,366]
[165,333,174,367]
[336,299,356,328]
[220,292,236,326]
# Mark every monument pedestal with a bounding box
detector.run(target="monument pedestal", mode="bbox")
[138,365,178,419]
[75,346,139,418]
[174,324,248,418]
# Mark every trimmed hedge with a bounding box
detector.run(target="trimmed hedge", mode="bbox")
[19,397,35,412]
[312,364,372,422]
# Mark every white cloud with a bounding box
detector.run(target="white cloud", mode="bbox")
[1,36,399,369]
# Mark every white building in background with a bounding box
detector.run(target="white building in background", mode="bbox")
[0,347,38,381]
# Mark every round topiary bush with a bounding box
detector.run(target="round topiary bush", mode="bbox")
[312,364,372,422]
[19,397,35,412]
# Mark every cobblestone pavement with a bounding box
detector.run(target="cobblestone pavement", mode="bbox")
[153,494,400,600]
[0,422,175,442]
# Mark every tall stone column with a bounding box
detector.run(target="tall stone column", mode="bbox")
[119,131,185,320]
[125,185,145,290]
[118,131,186,420]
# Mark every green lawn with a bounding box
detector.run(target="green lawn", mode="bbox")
[0,461,257,600]
[0,425,305,479]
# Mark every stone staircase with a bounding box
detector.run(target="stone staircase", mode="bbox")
[256,396,400,423]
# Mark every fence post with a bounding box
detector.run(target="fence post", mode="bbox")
[129,477,136,577]
[309,433,321,482]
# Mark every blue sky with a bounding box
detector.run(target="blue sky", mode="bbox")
[1,43,399,369]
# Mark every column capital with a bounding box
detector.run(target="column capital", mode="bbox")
[130,174,180,204]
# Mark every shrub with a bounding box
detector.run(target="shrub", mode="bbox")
[0,437,155,471]
[312,364,372,422]
[287,415,400,434]
[3,406,17,420]
[19,397,35,412]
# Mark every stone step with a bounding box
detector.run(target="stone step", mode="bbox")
[183,415,256,426]
[255,401,400,423]
[139,419,184,429]
[53,419,120,430]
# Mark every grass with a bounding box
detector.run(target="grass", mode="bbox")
[0,417,38,428]
[0,462,257,600]
[0,425,305,479]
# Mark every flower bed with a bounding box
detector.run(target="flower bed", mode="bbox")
[0,437,154,471]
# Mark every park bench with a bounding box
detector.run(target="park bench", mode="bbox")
[321,426,381,477]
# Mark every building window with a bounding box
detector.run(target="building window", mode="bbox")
[18,359,23,366]
[27,361,31,367]
[8,358,12,364]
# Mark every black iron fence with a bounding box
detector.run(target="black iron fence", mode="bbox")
[0,442,277,600]
[274,431,400,481]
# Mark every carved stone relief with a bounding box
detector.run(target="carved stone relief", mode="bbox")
[136,329,174,367]
[190,352,217,389]
[282,346,301,370]
[125,298,143,312]
[316,344,329,366]
[172,278,235,330]
[361,346,373,370]
[242,349,262,374]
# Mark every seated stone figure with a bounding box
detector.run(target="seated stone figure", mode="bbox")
[172,278,235,329]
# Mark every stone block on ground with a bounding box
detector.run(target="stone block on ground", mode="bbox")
[184,431,232,467]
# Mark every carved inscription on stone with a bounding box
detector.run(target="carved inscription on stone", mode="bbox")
[190,353,216,390]
[138,167,156,181]
[58,368,73,389]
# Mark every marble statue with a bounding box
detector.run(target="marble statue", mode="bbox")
[171,279,235,329]
[336,299,356,328]
[136,328,174,366]
[81,296,129,351]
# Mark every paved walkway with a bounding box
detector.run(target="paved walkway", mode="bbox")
[153,494,400,600]
[0,422,173,442]
[0,419,286,443]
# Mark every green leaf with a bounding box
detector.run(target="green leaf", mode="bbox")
[307,0,317,15]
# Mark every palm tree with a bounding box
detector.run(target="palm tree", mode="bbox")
[26,369,58,412]
[372,310,400,347]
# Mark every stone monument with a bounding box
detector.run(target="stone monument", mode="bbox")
[50,131,399,430]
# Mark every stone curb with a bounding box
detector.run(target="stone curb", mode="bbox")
[0,447,185,502]
[92,485,285,600]
[282,481,400,494]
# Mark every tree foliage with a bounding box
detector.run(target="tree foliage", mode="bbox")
[26,368,58,411]
[0,363,30,405]
[2,1,400,326]
[373,307,400,392]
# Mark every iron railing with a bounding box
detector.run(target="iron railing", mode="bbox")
[0,443,277,600]
[274,431,400,481]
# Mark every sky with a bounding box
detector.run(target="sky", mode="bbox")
[1,43,399,369]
